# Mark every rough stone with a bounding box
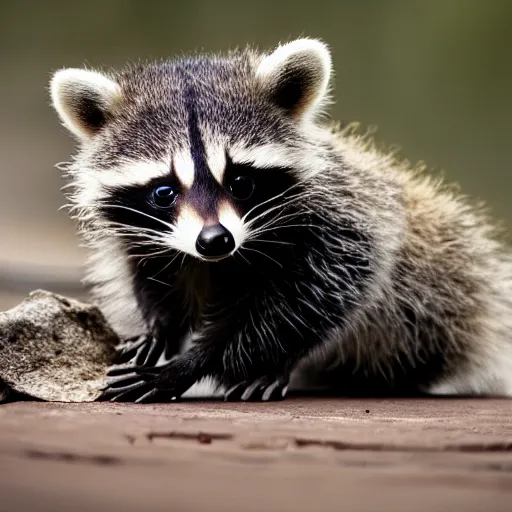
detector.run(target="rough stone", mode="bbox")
[0,290,119,402]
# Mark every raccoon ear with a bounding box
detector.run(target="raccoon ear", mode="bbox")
[50,68,122,140]
[256,38,332,118]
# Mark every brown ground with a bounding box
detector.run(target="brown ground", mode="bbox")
[1,398,511,512]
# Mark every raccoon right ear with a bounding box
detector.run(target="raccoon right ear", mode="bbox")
[256,38,332,119]
[50,68,122,140]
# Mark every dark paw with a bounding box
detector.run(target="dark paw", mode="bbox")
[100,363,167,403]
[224,376,289,402]
[101,353,198,403]
[99,335,168,403]
[99,374,161,403]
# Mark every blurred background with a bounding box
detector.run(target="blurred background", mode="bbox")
[1,0,511,309]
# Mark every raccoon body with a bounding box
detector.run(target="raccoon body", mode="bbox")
[50,38,512,402]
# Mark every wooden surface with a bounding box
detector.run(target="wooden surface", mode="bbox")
[1,398,511,512]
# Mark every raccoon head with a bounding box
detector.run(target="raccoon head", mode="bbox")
[50,38,333,263]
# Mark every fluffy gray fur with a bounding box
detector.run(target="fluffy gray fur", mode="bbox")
[50,38,512,399]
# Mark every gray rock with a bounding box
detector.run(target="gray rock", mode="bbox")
[0,290,119,402]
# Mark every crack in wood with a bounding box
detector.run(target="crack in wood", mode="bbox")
[24,449,123,466]
[147,431,234,444]
[143,430,512,455]
[294,438,512,453]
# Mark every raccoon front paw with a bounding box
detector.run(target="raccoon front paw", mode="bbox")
[99,330,189,403]
[224,376,289,402]
[101,359,168,403]
[100,372,161,403]
[137,357,199,401]
[98,335,165,403]
[100,358,192,403]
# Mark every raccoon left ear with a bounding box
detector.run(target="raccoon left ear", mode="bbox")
[50,68,122,141]
[256,38,332,118]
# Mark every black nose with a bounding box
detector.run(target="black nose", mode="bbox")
[196,224,235,259]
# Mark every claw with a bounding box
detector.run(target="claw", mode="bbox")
[224,377,289,402]
[110,388,141,402]
[115,334,149,359]
[135,336,165,367]
[106,363,138,377]
[261,380,282,401]
[104,372,139,385]
[134,388,159,403]
[133,361,173,377]
[224,382,245,401]
[241,380,265,401]
[102,380,147,398]
[114,334,168,368]
[115,337,143,353]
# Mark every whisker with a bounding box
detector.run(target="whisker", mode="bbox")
[244,192,310,228]
[246,238,294,246]
[247,211,305,237]
[241,180,310,223]
[108,232,167,244]
[85,224,168,242]
[241,247,283,268]
[83,230,166,248]
[150,250,183,278]
[103,220,169,239]
[99,204,174,231]
[234,251,251,266]
[251,223,319,236]
[126,242,164,250]
[147,276,173,287]
[149,285,177,310]
[127,247,175,260]
[180,253,187,269]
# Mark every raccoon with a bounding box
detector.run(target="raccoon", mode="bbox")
[49,38,512,402]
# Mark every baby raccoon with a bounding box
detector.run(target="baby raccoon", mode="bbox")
[49,38,512,402]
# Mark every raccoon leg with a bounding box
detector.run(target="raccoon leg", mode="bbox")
[128,350,292,403]
[121,345,217,402]
[117,276,351,402]
[128,316,336,401]
[100,291,193,401]
[128,328,317,402]
[120,334,303,403]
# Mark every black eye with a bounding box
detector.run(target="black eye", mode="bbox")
[152,185,177,209]
[228,176,255,200]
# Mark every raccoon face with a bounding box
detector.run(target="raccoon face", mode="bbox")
[50,38,332,262]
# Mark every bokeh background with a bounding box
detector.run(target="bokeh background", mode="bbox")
[1,0,511,308]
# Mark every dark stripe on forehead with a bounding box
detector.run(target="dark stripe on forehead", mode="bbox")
[183,83,221,219]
